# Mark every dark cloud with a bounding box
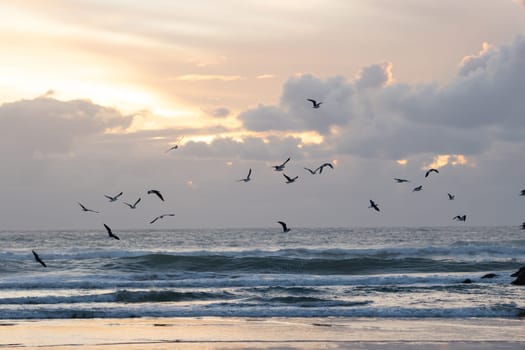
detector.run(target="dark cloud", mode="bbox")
[238,36,525,159]
[0,97,133,156]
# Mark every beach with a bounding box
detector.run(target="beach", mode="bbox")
[1,317,524,349]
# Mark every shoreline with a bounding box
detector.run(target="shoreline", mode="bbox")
[1,317,523,349]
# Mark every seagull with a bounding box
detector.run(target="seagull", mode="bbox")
[277,221,291,232]
[237,168,252,182]
[447,193,455,200]
[150,214,175,224]
[317,163,334,174]
[104,192,123,202]
[368,200,380,212]
[283,173,298,184]
[413,185,423,192]
[272,157,290,171]
[425,168,439,178]
[103,224,120,240]
[32,250,47,267]
[165,136,184,153]
[78,203,99,213]
[147,189,164,201]
[307,99,322,109]
[520,189,525,196]
[394,178,410,183]
[453,215,467,222]
[304,167,318,175]
[123,198,141,209]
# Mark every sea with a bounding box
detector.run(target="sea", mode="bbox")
[0,226,523,319]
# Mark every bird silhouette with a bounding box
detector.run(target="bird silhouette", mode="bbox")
[104,192,123,202]
[283,173,298,184]
[453,215,467,222]
[277,221,291,232]
[78,203,99,213]
[521,222,525,230]
[317,163,334,174]
[272,157,290,171]
[369,200,380,212]
[413,185,423,192]
[447,193,455,200]
[520,189,525,196]
[394,178,410,183]
[306,99,322,109]
[123,198,141,209]
[304,167,319,175]
[32,250,47,267]
[425,169,439,178]
[237,168,252,182]
[165,136,184,153]
[103,224,120,240]
[147,189,164,201]
[150,214,175,224]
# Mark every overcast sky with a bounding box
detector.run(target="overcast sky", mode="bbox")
[1,0,525,230]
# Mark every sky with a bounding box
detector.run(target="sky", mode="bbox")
[1,0,525,230]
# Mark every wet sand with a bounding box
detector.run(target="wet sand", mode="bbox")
[0,317,523,349]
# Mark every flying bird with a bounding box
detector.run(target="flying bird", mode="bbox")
[123,198,141,209]
[165,136,184,153]
[147,189,165,201]
[520,189,525,196]
[304,167,318,175]
[272,157,290,171]
[317,163,334,174]
[277,221,291,232]
[369,200,380,212]
[394,178,410,183]
[237,168,252,182]
[78,203,99,213]
[103,224,120,240]
[104,192,123,202]
[413,185,423,192]
[32,250,47,267]
[448,193,455,200]
[150,214,175,224]
[521,222,525,230]
[283,173,298,184]
[453,215,467,222]
[307,99,322,109]
[425,168,439,178]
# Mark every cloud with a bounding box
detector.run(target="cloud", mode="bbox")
[238,36,525,159]
[256,74,276,79]
[0,96,133,156]
[355,61,393,89]
[206,107,231,118]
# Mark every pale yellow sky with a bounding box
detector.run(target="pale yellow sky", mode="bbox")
[0,0,524,134]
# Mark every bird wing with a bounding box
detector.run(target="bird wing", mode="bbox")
[103,224,112,235]
[306,99,317,106]
[104,195,113,200]
[277,221,287,231]
[150,216,160,224]
[247,168,252,178]
[134,198,141,207]
[123,202,132,208]
[115,192,123,199]
[304,167,315,174]
[323,163,333,169]
[283,173,292,181]
[78,203,87,210]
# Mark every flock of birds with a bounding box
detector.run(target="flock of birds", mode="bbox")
[30,98,525,267]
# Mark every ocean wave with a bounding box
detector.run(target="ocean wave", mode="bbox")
[0,304,520,319]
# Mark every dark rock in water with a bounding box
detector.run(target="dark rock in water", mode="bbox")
[462,278,473,284]
[481,273,498,279]
[511,266,525,277]
[511,269,525,285]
